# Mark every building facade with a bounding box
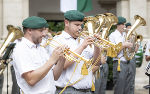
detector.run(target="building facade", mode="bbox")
[0,0,149,93]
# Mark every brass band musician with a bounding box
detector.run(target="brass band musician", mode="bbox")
[11,16,67,94]
[145,41,150,71]
[48,10,103,94]
[109,17,133,94]
[125,22,137,94]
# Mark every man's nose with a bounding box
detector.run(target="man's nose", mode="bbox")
[42,32,47,37]
[78,25,82,31]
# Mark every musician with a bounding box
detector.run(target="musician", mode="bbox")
[125,22,132,31]
[109,17,133,94]
[11,16,67,94]
[125,22,137,94]
[145,41,150,62]
[145,41,150,73]
[48,10,101,94]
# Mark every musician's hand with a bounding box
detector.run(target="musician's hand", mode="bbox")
[135,44,139,52]
[93,34,101,39]
[81,36,94,49]
[51,45,68,63]
[122,42,133,48]
[146,55,150,62]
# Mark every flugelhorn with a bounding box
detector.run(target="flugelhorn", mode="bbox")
[0,25,23,75]
[124,15,146,60]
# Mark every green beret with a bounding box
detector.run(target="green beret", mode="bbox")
[22,16,48,29]
[45,23,49,28]
[64,10,85,21]
[117,16,126,25]
[125,22,131,27]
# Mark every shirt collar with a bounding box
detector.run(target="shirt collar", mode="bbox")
[115,29,126,37]
[22,37,40,48]
[61,31,73,39]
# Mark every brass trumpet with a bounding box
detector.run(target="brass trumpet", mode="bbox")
[42,38,92,65]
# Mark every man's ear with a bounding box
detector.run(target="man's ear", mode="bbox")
[64,19,70,27]
[28,28,32,34]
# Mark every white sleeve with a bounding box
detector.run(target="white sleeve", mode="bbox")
[109,33,116,44]
[12,48,36,76]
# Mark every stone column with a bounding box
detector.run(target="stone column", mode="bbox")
[0,0,3,40]
[2,0,29,39]
[147,0,150,39]
[116,0,130,21]
[129,0,149,89]
[129,0,148,38]
[2,0,29,93]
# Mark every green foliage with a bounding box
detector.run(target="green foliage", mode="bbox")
[47,21,64,32]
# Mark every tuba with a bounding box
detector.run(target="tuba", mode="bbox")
[124,15,146,60]
[0,25,23,75]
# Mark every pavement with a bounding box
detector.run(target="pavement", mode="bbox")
[106,89,149,94]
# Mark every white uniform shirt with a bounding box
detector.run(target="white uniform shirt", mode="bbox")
[12,37,56,94]
[109,29,127,61]
[145,41,150,56]
[50,31,94,89]
[10,39,22,65]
